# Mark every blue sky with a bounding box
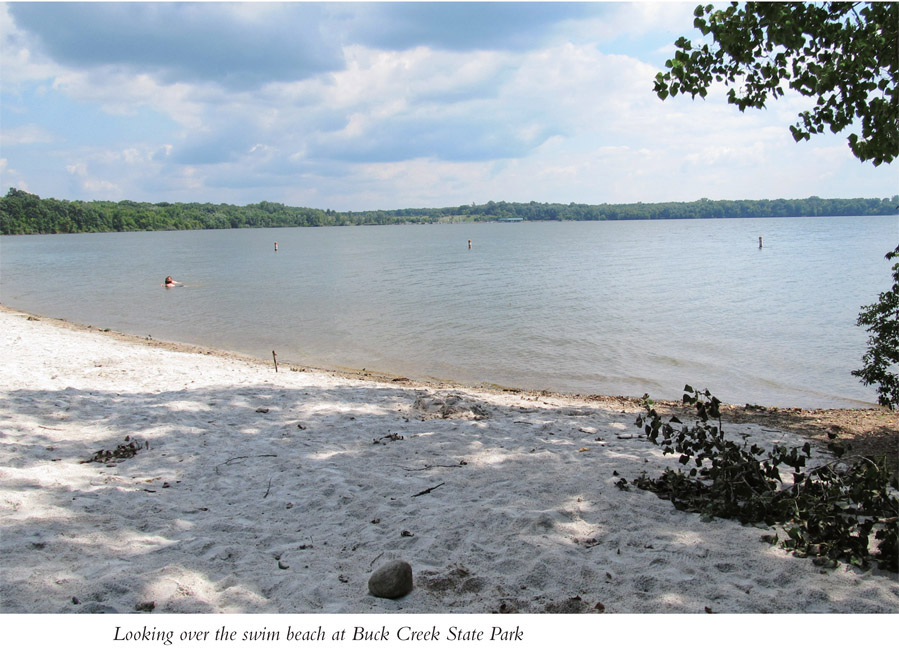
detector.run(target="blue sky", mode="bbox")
[1,1,896,211]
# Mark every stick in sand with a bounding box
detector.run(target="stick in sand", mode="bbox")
[412,482,446,497]
[272,350,278,372]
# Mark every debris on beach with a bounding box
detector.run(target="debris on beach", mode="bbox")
[373,432,404,444]
[412,394,490,420]
[411,482,445,497]
[81,437,146,464]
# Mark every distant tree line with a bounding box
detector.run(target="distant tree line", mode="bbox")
[1,187,896,235]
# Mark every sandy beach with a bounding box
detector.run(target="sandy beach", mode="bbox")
[2,305,897,624]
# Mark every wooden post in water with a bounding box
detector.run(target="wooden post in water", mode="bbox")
[759,236,763,249]
[272,350,278,372]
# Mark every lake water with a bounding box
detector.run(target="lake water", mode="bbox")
[2,216,897,408]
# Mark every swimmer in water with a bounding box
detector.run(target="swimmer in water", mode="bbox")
[163,276,182,288]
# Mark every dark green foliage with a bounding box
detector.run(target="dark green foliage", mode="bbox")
[2,189,897,235]
[0,190,345,235]
[853,245,899,409]
[654,2,898,165]
[634,386,898,571]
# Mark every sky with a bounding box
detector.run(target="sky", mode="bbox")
[1,1,896,212]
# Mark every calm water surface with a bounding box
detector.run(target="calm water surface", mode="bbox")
[2,216,896,408]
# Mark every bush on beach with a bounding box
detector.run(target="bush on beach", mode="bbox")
[623,386,898,572]
[853,244,899,410]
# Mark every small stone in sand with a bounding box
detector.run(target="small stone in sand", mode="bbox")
[368,560,413,599]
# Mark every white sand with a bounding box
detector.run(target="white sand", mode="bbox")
[1,306,897,617]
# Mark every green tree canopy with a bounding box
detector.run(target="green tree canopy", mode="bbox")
[654,2,898,165]
[2,189,897,235]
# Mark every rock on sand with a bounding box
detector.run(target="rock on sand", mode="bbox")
[368,560,413,599]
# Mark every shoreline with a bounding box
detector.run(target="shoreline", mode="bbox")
[1,304,897,615]
[3,303,895,459]
[1,303,888,410]
[0,304,697,413]
[3,302,895,477]
[3,303,895,475]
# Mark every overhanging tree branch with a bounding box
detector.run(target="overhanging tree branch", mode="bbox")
[654,2,898,165]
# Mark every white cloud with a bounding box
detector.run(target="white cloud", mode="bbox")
[2,124,56,145]
[0,3,62,89]
[9,3,346,90]
[0,2,894,208]
[50,69,207,129]
[0,157,28,192]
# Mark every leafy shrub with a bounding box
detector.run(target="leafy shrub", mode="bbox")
[853,244,899,410]
[630,386,898,572]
